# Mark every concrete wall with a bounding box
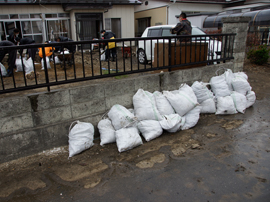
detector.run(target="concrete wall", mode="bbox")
[0,17,249,163]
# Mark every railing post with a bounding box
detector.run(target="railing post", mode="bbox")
[222,16,251,72]
[168,38,171,72]
[41,46,50,92]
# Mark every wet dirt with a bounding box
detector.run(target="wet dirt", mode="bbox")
[0,59,270,201]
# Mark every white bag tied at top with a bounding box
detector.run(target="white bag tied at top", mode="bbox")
[223,69,235,91]
[210,74,231,98]
[153,91,175,115]
[24,57,34,75]
[191,81,214,104]
[231,91,247,114]
[137,120,163,142]
[216,96,237,115]
[163,90,198,117]
[179,83,198,103]
[0,62,7,76]
[159,113,185,133]
[133,89,163,121]
[231,75,251,96]
[115,127,143,152]
[246,91,256,108]
[98,118,116,146]
[108,104,136,130]
[181,106,201,130]
[68,121,95,158]
[200,98,216,114]
[15,58,23,72]
[41,57,51,70]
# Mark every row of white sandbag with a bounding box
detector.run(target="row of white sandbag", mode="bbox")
[15,56,61,73]
[68,69,256,157]
[98,103,199,152]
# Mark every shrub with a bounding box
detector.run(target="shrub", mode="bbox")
[247,45,270,65]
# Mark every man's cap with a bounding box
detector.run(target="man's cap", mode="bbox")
[100,30,105,33]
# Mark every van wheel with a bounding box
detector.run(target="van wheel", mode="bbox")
[137,49,147,64]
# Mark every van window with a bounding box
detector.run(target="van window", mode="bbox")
[162,28,175,36]
[147,29,160,37]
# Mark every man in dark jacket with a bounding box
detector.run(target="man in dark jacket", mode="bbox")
[171,12,192,42]
[56,36,76,53]
[8,28,20,45]
[101,30,116,61]
[0,40,17,77]
[17,37,38,61]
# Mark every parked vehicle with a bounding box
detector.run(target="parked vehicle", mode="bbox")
[137,25,222,64]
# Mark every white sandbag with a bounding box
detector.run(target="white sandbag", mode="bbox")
[223,69,235,91]
[216,96,237,115]
[41,57,51,70]
[159,114,185,133]
[179,83,198,102]
[163,90,198,117]
[200,98,216,114]
[108,104,136,130]
[98,119,116,146]
[100,49,106,61]
[137,120,163,141]
[231,76,251,95]
[153,91,175,115]
[133,89,163,121]
[24,58,34,75]
[210,75,231,98]
[68,121,95,158]
[234,72,248,80]
[231,91,247,114]
[191,81,214,103]
[0,62,7,76]
[115,127,143,152]
[15,58,23,72]
[246,91,256,108]
[181,106,201,130]
[54,56,61,64]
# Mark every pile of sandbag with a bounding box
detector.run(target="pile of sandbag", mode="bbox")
[69,68,256,157]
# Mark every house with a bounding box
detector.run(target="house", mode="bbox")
[134,0,270,37]
[0,0,142,45]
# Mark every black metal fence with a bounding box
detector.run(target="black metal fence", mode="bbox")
[0,33,235,94]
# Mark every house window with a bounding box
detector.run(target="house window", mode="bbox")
[105,18,121,38]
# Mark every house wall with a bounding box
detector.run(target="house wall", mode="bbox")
[188,15,209,29]
[135,7,167,27]
[0,4,135,41]
[135,1,223,29]
[103,5,135,39]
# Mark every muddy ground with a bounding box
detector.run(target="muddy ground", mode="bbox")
[0,58,269,201]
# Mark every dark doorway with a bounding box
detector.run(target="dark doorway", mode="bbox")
[75,13,103,49]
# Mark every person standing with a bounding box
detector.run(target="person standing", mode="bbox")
[171,12,192,42]
[100,30,116,62]
[0,40,17,77]
[8,28,21,45]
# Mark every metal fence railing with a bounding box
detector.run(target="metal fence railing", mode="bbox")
[0,33,235,94]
